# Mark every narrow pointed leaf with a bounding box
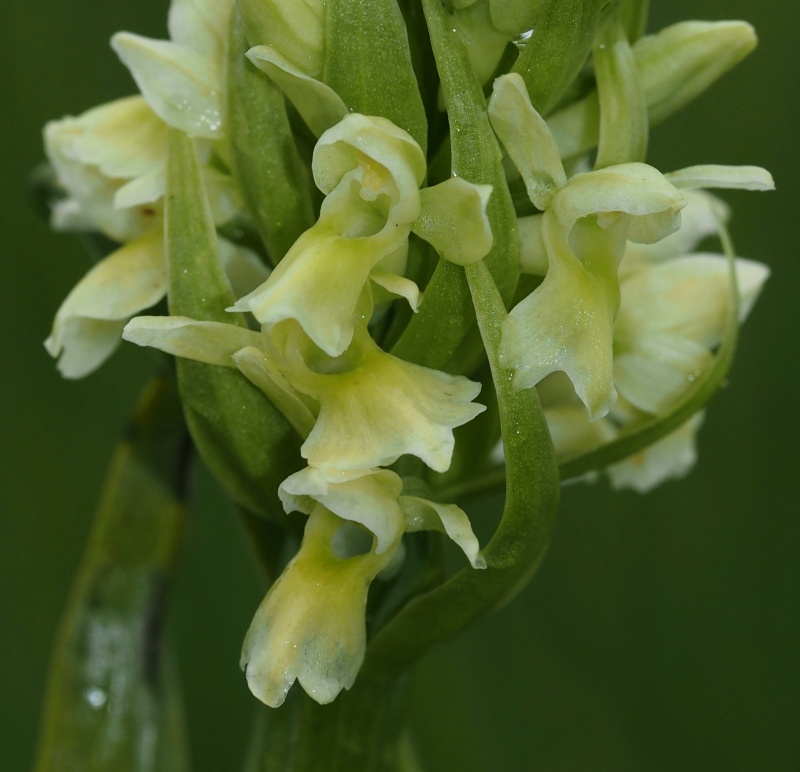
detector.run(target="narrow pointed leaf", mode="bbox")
[166,129,300,518]
[593,17,647,168]
[391,0,518,372]
[364,260,559,675]
[227,8,314,264]
[324,0,427,152]
[512,0,608,115]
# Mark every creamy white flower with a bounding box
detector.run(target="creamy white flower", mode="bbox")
[51,238,265,378]
[268,322,486,472]
[241,504,399,708]
[111,0,234,138]
[539,190,770,491]
[44,96,167,242]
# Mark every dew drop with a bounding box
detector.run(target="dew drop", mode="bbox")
[84,687,107,709]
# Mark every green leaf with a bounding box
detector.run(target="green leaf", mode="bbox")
[593,16,648,168]
[226,8,314,265]
[512,0,608,116]
[363,260,560,676]
[618,0,649,41]
[324,0,428,153]
[166,129,300,518]
[35,376,189,772]
[391,0,518,372]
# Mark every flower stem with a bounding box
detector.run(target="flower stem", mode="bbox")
[245,674,415,772]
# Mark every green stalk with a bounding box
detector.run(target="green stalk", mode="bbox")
[244,675,415,772]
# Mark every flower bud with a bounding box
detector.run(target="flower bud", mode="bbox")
[239,0,325,79]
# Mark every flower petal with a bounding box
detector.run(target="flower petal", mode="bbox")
[665,164,775,192]
[122,316,261,366]
[279,467,405,554]
[607,413,704,493]
[313,113,426,224]
[614,335,711,414]
[167,0,232,63]
[111,33,223,138]
[246,45,347,138]
[231,177,408,356]
[232,346,316,437]
[502,211,620,418]
[413,178,494,265]
[488,73,567,210]
[240,0,325,78]
[45,231,166,378]
[296,327,486,471]
[620,190,729,269]
[618,254,770,347]
[44,100,165,241]
[552,163,685,244]
[401,496,486,569]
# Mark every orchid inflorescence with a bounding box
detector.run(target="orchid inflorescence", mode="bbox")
[40,0,772,730]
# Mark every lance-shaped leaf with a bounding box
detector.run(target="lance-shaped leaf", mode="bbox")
[324,0,427,152]
[35,376,189,772]
[226,10,314,264]
[391,0,517,373]
[511,0,608,115]
[593,16,647,168]
[363,260,560,677]
[165,129,300,518]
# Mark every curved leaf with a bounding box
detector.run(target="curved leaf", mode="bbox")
[226,8,314,264]
[166,129,300,518]
[363,261,559,676]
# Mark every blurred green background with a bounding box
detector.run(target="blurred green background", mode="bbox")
[2,1,798,769]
